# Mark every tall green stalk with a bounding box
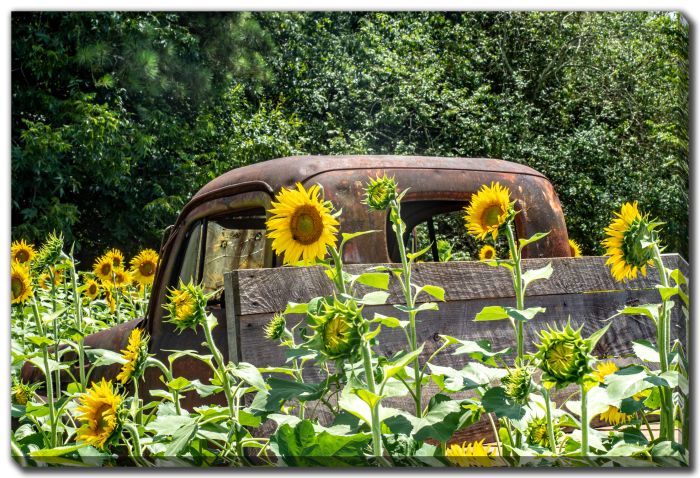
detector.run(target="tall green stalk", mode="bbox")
[505,223,525,363]
[652,245,675,442]
[389,199,423,417]
[580,384,589,456]
[30,298,57,448]
[361,341,384,458]
[68,254,86,391]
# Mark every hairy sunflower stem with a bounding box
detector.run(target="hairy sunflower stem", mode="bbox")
[68,255,86,391]
[543,388,557,454]
[505,223,525,364]
[652,244,674,442]
[580,384,589,456]
[30,298,57,448]
[390,199,423,417]
[361,341,384,459]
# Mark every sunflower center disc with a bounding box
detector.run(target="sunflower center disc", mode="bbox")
[16,250,29,262]
[291,206,323,245]
[482,205,502,227]
[485,249,494,259]
[140,262,155,276]
[11,277,23,298]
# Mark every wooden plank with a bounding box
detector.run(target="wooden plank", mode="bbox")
[224,271,242,364]
[230,254,683,316]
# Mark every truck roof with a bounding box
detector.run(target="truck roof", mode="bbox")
[192,155,546,200]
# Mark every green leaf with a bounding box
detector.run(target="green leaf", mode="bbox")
[632,340,660,363]
[407,243,432,261]
[416,284,445,301]
[521,263,553,289]
[165,420,197,457]
[474,305,508,321]
[586,322,612,350]
[507,306,546,322]
[284,302,308,314]
[229,362,267,393]
[30,443,88,457]
[670,269,687,286]
[250,378,322,413]
[448,336,512,366]
[26,335,54,347]
[146,415,196,436]
[341,230,379,244]
[360,291,389,305]
[354,272,390,290]
[371,313,408,328]
[413,395,480,442]
[428,362,505,392]
[355,389,382,409]
[381,345,424,382]
[606,367,655,401]
[518,231,550,250]
[84,348,127,367]
[362,325,382,341]
[615,304,660,323]
[166,377,192,392]
[481,386,526,420]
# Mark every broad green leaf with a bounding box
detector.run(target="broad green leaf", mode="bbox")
[518,231,550,250]
[417,284,445,301]
[28,357,69,376]
[354,272,390,290]
[507,306,546,323]
[481,386,526,420]
[606,367,655,401]
[355,389,382,409]
[166,377,192,392]
[448,336,512,367]
[670,269,687,286]
[521,263,553,290]
[632,340,660,363]
[26,335,54,348]
[284,302,308,314]
[146,415,196,436]
[615,304,660,323]
[415,302,439,312]
[656,285,680,302]
[412,395,479,442]
[165,421,197,457]
[474,305,508,321]
[381,346,424,382]
[428,362,505,392]
[249,378,322,413]
[162,349,213,368]
[84,349,127,367]
[586,322,611,350]
[360,291,389,305]
[371,313,408,328]
[229,362,267,392]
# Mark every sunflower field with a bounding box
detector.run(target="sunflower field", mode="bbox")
[10,177,689,467]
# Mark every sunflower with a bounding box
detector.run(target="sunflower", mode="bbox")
[266,183,339,265]
[526,416,563,449]
[264,313,289,341]
[103,286,116,313]
[116,328,149,384]
[534,322,592,388]
[112,268,132,289]
[84,279,101,300]
[568,239,582,258]
[164,281,207,332]
[75,379,122,450]
[592,361,618,384]
[11,239,36,264]
[11,378,37,406]
[464,182,513,241]
[363,174,398,211]
[307,297,362,362]
[105,248,124,268]
[93,255,114,282]
[602,201,660,282]
[445,439,497,467]
[478,245,497,261]
[130,249,159,286]
[11,262,33,305]
[599,406,632,426]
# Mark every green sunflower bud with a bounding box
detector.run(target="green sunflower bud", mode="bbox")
[11,377,39,406]
[32,231,65,274]
[264,313,291,342]
[526,416,562,449]
[502,364,535,404]
[307,296,362,362]
[623,215,660,269]
[163,281,208,333]
[363,174,398,211]
[534,321,592,388]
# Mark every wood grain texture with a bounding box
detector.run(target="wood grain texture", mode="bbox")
[224,254,688,441]
[230,255,686,316]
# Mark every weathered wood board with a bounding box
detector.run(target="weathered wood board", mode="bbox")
[224,254,688,441]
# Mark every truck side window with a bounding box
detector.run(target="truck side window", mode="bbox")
[387,201,507,263]
[201,209,267,295]
[178,221,203,284]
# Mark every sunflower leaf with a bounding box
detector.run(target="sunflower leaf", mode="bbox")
[354,272,390,290]
[360,291,389,305]
[614,304,660,323]
[341,230,380,245]
[474,305,508,321]
[284,302,308,315]
[521,263,553,290]
[371,313,408,328]
[415,284,445,302]
[518,231,550,250]
[407,243,433,262]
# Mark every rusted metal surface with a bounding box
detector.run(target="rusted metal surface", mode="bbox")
[23,156,571,411]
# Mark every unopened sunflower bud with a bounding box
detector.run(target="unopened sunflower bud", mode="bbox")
[32,232,65,273]
[364,174,398,211]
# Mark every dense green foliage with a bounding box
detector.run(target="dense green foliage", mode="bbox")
[12,12,688,262]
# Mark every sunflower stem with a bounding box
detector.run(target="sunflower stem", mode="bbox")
[361,340,384,459]
[68,253,86,391]
[48,267,62,406]
[30,297,57,448]
[389,199,423,418]
[652,244,674,442]
[505,223,525,364]
[543,388,557,454]
[580,383,589,456]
